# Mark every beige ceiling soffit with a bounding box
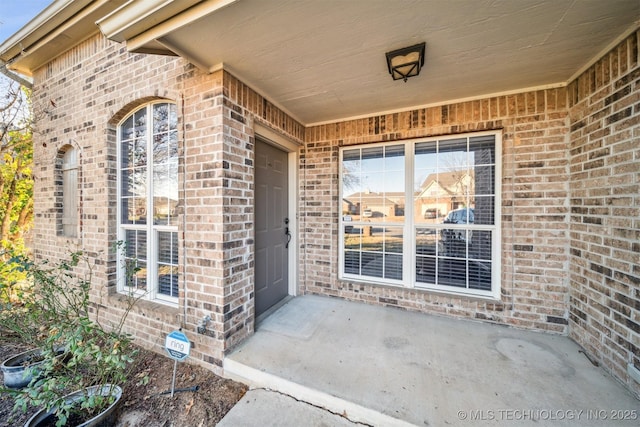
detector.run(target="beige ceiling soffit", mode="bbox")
[155,36,211,71]
[306,82,568,128]
[567,22,640,85]
[221,63,305,126]
[120,0,238,52]
[8,0,115,75]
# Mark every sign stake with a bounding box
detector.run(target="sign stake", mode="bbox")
[164,330,192,397]
[170,359,178,397]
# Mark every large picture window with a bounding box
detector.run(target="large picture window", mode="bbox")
[340,131,500,298]
[117,102,179,303]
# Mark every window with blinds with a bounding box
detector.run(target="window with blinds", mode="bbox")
[117,102,179,303]
[339,131,501,299]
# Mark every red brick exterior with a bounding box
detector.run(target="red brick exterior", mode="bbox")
[31,35,304,373]
[29,29,639,397]
[567,32,640,394]
[303,89,570,330]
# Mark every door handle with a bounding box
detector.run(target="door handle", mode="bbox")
[284,218,291,248]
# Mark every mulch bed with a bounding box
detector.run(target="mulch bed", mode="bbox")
[1,339,247,426]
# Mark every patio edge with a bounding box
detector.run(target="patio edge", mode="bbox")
[223,357,418,427]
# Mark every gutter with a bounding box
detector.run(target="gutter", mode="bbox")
[0,0,123,78]
[97,0,238,55]
[0,60,32,89]
[0,0,87,64]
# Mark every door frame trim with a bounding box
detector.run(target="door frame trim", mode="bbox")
[254,123,299,298]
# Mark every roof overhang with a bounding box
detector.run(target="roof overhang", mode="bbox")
[0,0,130,78]
[1,0,639,125]
[97,0,238,60]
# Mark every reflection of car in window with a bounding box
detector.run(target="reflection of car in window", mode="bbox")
[441,208,474,244]
[443,208,474,224]
[423,208,439,219]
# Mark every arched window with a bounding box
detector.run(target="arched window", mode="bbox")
[117,102,179,303]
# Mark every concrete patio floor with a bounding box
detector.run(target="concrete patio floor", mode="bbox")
[222,295,639,426]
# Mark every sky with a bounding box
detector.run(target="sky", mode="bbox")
[0,0,54,44]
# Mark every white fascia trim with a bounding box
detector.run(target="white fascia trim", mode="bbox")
[121,0,239,52]
[97,0,178,42]
[1,0,123,77]
[0,60,33,88]
[0,0,85,58]
[99,0,232,44]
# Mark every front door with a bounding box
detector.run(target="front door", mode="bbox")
[254,139,289,316]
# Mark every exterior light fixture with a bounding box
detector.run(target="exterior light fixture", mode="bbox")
[385,42,426,82]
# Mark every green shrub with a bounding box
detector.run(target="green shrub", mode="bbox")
[6,245,143,426]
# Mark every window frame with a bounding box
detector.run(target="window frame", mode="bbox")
[339,131,501,299]
[116,101,179,305]
[60,146,78,238]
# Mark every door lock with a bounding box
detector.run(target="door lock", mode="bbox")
[284,218,291,248]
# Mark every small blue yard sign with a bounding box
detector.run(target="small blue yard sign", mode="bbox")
[165,330,191,361]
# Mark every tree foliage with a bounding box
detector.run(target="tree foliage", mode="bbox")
[0,79,34,301]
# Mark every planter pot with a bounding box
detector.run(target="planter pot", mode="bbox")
[24,384,123,427]
[1,347,66,389]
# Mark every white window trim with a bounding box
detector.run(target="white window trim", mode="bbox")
[61,146,78,238]
[116,102,179,306]
[339,130,501,300]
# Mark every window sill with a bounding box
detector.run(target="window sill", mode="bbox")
[108,292,180,317]
[55,234,80,241]
[339,276,502,303]
[414,285,502,303]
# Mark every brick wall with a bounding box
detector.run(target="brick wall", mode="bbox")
[302,89,571,332]
[567,30,640,396]
[27,25,639,396]
[32,34,211,367]
[218,73,304,351]
[30,34,303,374]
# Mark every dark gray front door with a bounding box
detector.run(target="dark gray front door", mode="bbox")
[255,139,289,316]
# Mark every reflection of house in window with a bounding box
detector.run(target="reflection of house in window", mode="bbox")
[153,196,179,224]
[343,190,404,218]
[340,133,498,297]
[414,170,474,218]
[342,198,356,215]
[59,146,78,237]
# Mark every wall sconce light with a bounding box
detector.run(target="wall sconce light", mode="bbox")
[385,42,426,82]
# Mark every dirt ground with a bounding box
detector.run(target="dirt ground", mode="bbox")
[0,341,248,426]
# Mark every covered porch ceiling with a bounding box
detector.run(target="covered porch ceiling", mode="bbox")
[3,0,640,125]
